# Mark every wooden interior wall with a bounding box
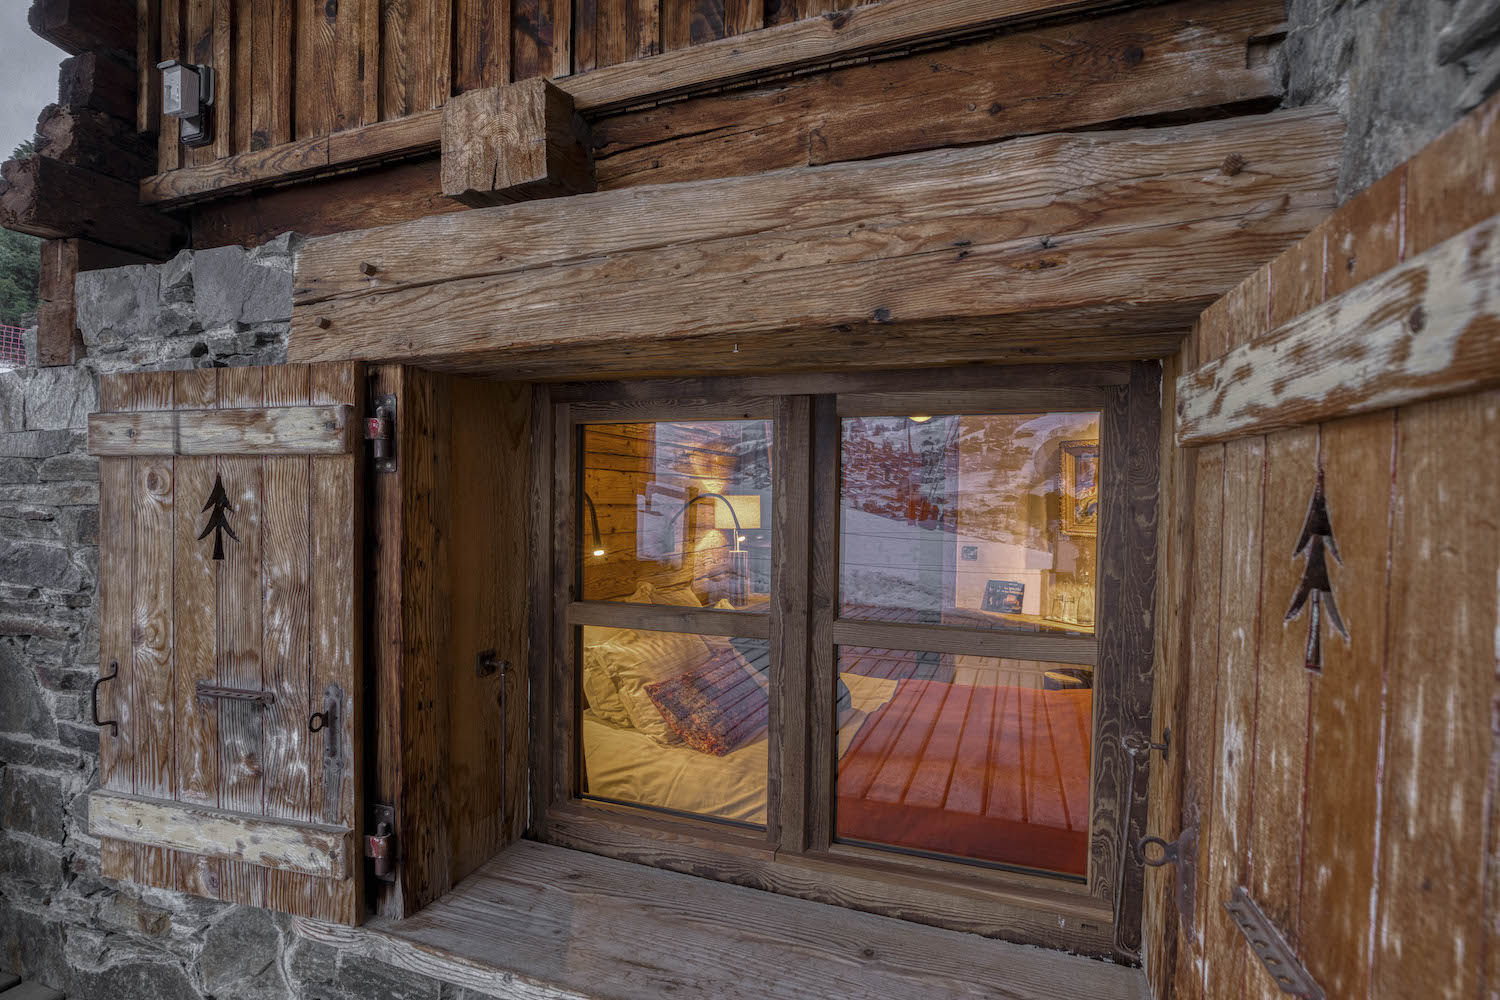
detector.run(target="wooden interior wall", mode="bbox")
[580,421,739,603]
[1144,95,1500,999]
[146,0,859,167]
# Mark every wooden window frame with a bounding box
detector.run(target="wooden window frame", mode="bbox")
[528,363,1159,959]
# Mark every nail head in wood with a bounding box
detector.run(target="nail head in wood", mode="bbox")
[315,316,332,329]
[360,261,378,276]
[1221,152,1247,176]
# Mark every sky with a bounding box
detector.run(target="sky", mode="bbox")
[0,5,68,159]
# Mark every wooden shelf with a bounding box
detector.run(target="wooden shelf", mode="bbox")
[297,840,1150,1000]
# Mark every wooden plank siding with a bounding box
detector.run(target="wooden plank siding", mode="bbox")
[143,0,1282,211]
[1147,91,1500,1000]
[92,363,366,925]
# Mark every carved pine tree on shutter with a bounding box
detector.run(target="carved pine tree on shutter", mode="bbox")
[89,363,365,925]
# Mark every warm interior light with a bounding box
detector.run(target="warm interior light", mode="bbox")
[592,548,605,557]
[909,415,933,423]
[715,495,762,532]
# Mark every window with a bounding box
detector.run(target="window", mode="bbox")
[543,374,1157,955]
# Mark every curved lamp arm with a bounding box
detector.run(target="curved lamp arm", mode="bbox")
[582,492,604,556]
[661,492,744,552]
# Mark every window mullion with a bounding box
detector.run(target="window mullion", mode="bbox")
[770,394,813,853]
[806,395,840,853]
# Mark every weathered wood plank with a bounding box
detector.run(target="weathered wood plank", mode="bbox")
[594,0,1284,190]
[89,790,354,878]
[307,361,363,924]
[1199,265,1267,998]
[137,0,1265,209]
[87,405,358,456]
[568,0,1128,115]
[1372,391,1499,998]
[770,394,811,852]
[97,375,134,800]
[128,370,176,891]
[455,0,511,93]
[260,365,314,913]
[29,0,138,56]
[289,111,1339,376]
[298,840,1152,1000]
[1177,213,1500,447]
[441,79,594,207]
[0,155,185,259]
[295,0,336,139]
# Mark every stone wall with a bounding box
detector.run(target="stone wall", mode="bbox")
[1286,0,1500,199]
[0,239,481,999]
[4,3,1500,997]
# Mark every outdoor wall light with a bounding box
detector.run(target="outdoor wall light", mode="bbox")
[160,60,216,148]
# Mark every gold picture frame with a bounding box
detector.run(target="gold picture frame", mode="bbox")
[1060,439,1099,537]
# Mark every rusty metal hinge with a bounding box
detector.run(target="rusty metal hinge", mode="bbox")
[1223,887,1324,998]
[1137,826,1197,932]
[366,394,396,473]
[365,803,397,882]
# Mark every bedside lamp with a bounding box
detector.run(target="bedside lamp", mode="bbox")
[661,492,762,605]
[582,493,605,557]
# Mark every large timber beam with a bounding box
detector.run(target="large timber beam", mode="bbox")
[441,79,595,207]
[288,108,1342,379]
[0,155,185,259]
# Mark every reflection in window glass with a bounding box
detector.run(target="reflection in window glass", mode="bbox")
[580,627,771,826]
[839,412,1100,634]
[580,420,772,610]
[834,647,1092,876]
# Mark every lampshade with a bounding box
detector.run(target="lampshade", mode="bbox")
[715,494,762,531]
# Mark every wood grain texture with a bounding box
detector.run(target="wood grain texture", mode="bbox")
[454,0,511,92]
[770,394,812,852]
[301,839,1150,1000]
[1176,212,1500,446]
[89,790,353,878]
[440,79,594,206]
[0,155,185,259]
[290,111,1340,376]
[87,405,357,456]
[141,0,1272,208]
[593,0,1283,190]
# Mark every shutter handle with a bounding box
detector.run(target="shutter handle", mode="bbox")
[92,661,119,737]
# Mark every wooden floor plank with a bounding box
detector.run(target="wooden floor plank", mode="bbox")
[300,840,1150,1000]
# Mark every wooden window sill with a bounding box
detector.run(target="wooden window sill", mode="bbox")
[293,840,1149,1000]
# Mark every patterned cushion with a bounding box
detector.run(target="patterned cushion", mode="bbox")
[645,646,769,756]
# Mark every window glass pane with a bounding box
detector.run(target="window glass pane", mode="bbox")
[834,646,1092,876]
[840,412,1099,635]
[580,420,771,610]
[580,626,770,827]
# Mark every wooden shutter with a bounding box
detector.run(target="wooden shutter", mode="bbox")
[88,363,366,925]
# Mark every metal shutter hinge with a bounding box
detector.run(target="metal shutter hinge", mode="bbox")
[365,803,397,882]
[366,394,396,473]
[1223,886,1324,998]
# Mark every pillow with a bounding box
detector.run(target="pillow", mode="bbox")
[645,646,770,756]
[580,582,704,727]
[594,629,714,744]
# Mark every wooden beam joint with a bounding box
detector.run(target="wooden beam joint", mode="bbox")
[441,79,595,208]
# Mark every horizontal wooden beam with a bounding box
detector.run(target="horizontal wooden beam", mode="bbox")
[831,619,1097,665]
[0,154,184,259]
[594,0,1285,192]
[28,0,135,56]
[442,79,595,207]
[87,404,357,455]
[89,791,354,879]
[140,0,1131,209]
[1176,212,1500,446]
[837,387,1109,417]
[288,109,1340,378]
[567,601,772,639]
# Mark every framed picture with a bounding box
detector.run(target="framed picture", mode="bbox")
[1060,439,1099,537]
[981,579,1025,614]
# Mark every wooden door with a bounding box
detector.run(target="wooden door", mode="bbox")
[87,363,366,925]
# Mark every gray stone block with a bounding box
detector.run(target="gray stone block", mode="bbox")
[0,541,82,591]
[0,640,58,739]
[194,244,294,328]
[0,482,99,506]
[0,459,38,485]
[0,768,68,842]
[198,908,287,998]
[0,431,78,459]
[0,371,23,433]
[24,367,97,431]
[37,452,98,482]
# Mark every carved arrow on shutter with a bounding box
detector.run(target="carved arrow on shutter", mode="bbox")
[197,473,238,561]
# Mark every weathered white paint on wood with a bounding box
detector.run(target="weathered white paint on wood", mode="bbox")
[89,790,354,879]
[87,405,357,456]
[1177,213,1500,446]
[295,840,1152,1000]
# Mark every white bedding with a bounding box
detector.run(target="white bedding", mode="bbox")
[582,672,899,825]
